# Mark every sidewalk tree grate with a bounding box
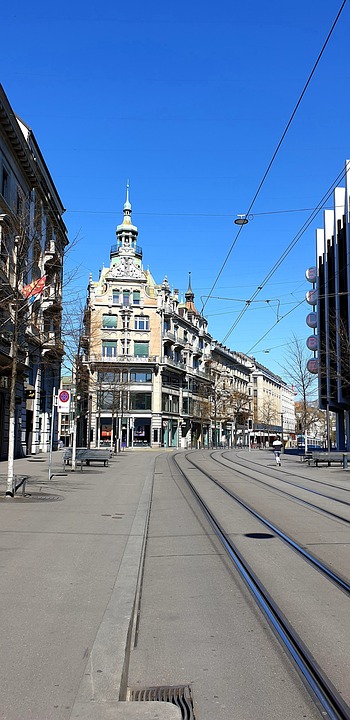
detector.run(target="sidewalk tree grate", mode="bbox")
[0,493,63,503]
[130,684,195,720]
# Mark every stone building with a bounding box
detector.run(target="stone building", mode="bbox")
[0,84,68,457]
[80,187,297,450]
[81,187,214,449]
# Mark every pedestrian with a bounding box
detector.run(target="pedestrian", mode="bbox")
[272,436,283,466]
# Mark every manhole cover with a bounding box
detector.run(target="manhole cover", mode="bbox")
[130,685,195,720]
[245,532,275,539]
[0,492,63,503]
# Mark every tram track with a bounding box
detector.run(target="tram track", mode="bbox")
[222,449,350,496]
[171,451,350,720]
[209,450,350,523]
[182,451,350,594]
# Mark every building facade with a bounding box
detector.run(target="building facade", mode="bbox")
[80,188,296,450]
[81,189,212,449]
[251,360,296,447]
[316,160,350,450]
[0,84,68,457]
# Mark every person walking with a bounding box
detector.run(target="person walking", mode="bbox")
[272,436,283,466]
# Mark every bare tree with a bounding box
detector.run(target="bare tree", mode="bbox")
[283,334,317,451]
[258,396,277,447]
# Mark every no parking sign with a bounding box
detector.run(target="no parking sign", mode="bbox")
[57,388,71,413]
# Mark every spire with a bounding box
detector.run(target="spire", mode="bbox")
[185,271,194,302]
[123,179,132,222]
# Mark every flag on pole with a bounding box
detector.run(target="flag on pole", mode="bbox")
[21,276,47,299]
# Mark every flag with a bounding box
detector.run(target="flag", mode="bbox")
[21,276,47,299]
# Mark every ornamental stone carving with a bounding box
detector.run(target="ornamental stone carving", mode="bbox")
[108,257,145,279]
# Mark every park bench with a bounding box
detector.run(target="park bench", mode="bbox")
[63,448,111,471]
[299,452,313,463]
[308,452,350,468]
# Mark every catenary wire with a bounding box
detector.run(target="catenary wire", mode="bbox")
[222,160,350,344]
[200,0,347,315]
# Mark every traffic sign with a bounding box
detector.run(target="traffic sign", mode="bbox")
[57,388,71,413]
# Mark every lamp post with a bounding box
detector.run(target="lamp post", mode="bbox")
[281,413,284,451]
[6,233,20,497]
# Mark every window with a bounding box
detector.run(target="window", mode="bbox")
[102,314,117,329]
[130,371,152,383]
[134,315,149,330]
[121,339,130,355]
[112,289,119,304]
[102,341,117,357]
[123,290,130,306]
[134,341,149,357]
[97,390,118,410]
[133,290,141,305]
[1,166,9,201]
[97,370,119,384]
[162,394,179,413]
[130,392,151,410]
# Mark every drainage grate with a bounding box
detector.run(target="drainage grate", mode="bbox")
[130,684,195,720]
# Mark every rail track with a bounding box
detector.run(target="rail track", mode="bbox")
[171,450,350,720]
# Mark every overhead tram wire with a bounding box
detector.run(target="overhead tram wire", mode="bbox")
[200,0,347,316]
[246,299,306,356]
[222,160,350,344]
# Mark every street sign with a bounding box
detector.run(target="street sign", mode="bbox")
[57,388,71,413]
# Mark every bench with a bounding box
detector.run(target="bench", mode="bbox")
[63,448,111,471]
[300,452,313,463]
[309,452,350,468]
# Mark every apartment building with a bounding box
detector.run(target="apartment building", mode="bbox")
[80,188,297,451]
[0,85,68,457]
[81,188,212,449]
[251,360,296,446]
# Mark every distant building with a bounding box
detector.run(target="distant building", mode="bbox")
[0,84,68,457]
[251,360,296,446]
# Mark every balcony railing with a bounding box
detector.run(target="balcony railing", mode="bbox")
[86,354,160,365]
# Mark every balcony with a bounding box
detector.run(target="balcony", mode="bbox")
[163,331,175,343]
[161,356,186,371]
[42,332,64,356]
[42,288,62,311]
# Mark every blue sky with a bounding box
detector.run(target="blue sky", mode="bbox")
[2,0,349,379]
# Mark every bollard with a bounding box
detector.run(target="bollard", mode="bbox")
[342,454,348,470]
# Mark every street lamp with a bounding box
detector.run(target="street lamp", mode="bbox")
[234,215,249,225]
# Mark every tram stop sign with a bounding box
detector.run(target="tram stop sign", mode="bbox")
[57,389,71,413]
